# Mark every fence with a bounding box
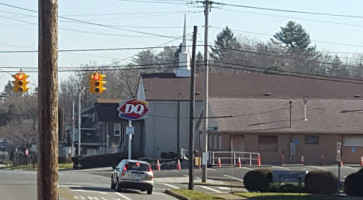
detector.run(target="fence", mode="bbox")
[209,151,260,166]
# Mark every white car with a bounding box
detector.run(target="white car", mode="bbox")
[111,159,154,194]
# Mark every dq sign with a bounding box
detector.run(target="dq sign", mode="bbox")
[117,99,149,120]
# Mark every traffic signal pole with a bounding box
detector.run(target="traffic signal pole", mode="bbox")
[38,0,59,200]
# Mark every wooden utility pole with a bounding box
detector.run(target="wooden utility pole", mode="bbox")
[202,0,210,183]
[38,0,58,200]
[188,26,197,190]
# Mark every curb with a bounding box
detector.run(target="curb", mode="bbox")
[194,182,244,188]
[165,190,189,200]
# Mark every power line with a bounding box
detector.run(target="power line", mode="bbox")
[211,61,363,85]
[216,8,363,29]
[114,0,188,5]
[218,2,363,19]
[0,2,180,39]
[220,47,363,69]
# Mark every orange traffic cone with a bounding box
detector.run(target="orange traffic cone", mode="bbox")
[176,159,181,170]
[301,156,304,165]
[361,157,363,167]
[257,156,261,166]
[237,157,242,168]
[340,160,343,167]
[156,159,161,171]
[217,157,222,167]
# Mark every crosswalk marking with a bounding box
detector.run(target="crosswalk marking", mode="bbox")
[115,192,133,200]
[199,186,222,193]
[223,175,243,182]
[162,183,179,189]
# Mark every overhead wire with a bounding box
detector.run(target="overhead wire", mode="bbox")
[218,2,363,19]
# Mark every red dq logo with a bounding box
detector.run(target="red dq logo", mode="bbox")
[117,99,149,120]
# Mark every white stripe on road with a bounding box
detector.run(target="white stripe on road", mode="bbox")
[162,183,179,189]
[207,168,216,171]
[115,192,133,200]
[218,187,231,190]
[308,166,327,171]
[241,167,252,170]
[199,186,222,193]
[272,166,291,170]
[343,166,359,171]
[223,175,244,182]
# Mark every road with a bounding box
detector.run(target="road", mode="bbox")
[0,164,361,199]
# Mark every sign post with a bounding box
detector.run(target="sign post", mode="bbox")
[126,120,134,159]
[117,99,149,160]
[336,142,342,195]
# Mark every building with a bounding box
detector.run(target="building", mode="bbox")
[135,73,363,164]
[87,16,363,165]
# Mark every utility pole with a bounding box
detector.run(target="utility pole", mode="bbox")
[71,99,75,156]
[188,25,197,190]
[78,92,82,156]
[38,0,58,199]
[202,0,210,183]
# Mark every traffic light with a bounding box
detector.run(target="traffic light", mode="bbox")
[89,72,106,94]
[12,72,29,93]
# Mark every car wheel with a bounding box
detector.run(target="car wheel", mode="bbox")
[111,176,116,190]
[147,186,153,195]
[115,179,121,192]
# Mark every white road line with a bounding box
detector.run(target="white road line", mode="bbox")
[162,183,179,189]
[115,192,133,200]
[218,187,231,190]
[199,186,222,193]
[343,166,359,171]
[207,168,216,171]
[69,189,108,195]
[241,167,252,170]
[223,175,243,182]
[272,166,291,170]
[308,166,327,171]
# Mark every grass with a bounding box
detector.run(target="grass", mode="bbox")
[235,192,342,200]
[3,162,74,170]
[171,188,224,200]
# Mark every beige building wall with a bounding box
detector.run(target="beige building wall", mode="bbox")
[217,132,363,165]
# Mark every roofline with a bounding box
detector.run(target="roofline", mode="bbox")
[208,130,363,135]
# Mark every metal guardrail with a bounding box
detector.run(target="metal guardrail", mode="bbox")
[209,151,260,166]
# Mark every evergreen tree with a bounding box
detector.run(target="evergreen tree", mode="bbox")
[1,81,14,97]
[132,49,157,66]
[271,21,316,56]
[329,55,349,77]
[210,26,241,61]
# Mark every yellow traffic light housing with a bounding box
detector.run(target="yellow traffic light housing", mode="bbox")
[12,72,29,93]
[89,72,106,94]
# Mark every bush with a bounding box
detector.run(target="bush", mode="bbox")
[243,168,272,192]
[264,182,304,193]
[305,170,338,194]
[344,168,363,196]
[58,157,72,164]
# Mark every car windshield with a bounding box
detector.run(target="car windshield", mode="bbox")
[126,162,149,171]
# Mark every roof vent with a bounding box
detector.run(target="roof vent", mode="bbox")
[264,92,271,96]
[354,94,360,98]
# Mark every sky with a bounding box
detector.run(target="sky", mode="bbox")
[1,0,363,93]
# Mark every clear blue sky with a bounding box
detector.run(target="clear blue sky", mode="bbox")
[1,0,363,93]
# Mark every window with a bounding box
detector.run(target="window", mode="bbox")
[258,135,278,151]
[305,135,319,144]
[114,124,121,136]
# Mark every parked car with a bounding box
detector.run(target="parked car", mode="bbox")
[111,159,154,194]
